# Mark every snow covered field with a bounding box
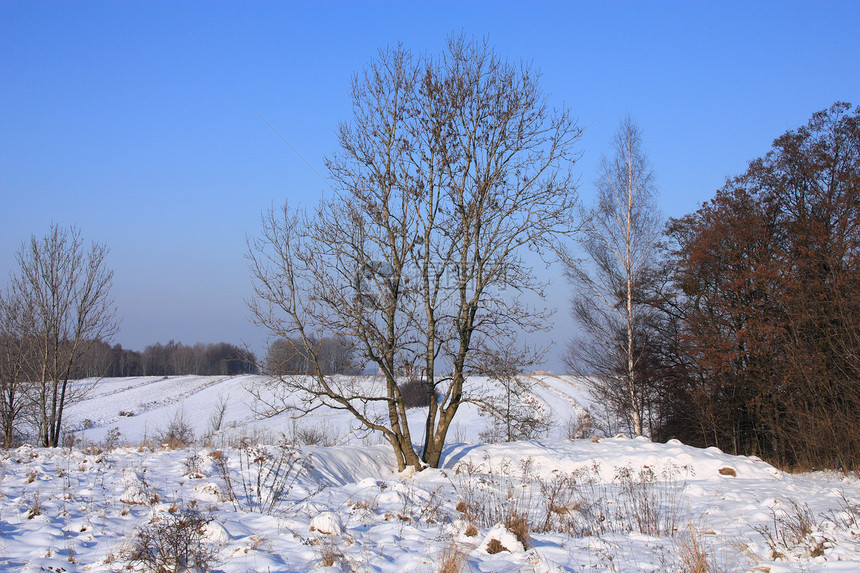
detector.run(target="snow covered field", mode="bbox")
[1,375,859,571]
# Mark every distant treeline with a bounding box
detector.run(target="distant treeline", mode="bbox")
[80,340,258,377]
[266,336,358,375]
[1,335,362,380]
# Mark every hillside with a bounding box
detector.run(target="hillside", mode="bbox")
[1,375,858,572]
[61,374,596,447]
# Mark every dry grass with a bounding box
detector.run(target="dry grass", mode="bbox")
[213,435,307,514]
[677,530,713,573]
[826,490,860,530]
[753,500,826,560]
[25,491,42,519]
[437,539,467,573]
[316,539,344,568]
[450,456,690,540]
[505,512,532,549]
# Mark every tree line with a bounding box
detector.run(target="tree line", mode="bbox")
[0,333,258,448]
[568,102,859,472]
[97,340,258,378]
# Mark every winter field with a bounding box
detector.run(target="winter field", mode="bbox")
[1,375,859,572]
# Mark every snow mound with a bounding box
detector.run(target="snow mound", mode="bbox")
[0,439,858,571]
[480,523,526,553]
[443,436,783,482]
[310,511,343,535]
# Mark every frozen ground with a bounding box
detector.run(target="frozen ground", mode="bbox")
[1,375,858,572]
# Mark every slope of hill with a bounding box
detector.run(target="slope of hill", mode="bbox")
[62,374,597,446]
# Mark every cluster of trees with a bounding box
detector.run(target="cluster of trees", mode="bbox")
[0,226,257,447]
[569,103,859,471]
[96,340,258,377]
[266,336,357,376]
[655,102,860,470]
[0,225,118,447]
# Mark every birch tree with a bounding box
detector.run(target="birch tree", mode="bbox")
[563,116,660,437]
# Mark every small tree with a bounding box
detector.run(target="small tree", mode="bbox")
[0,291,32,447]
[5,224,118,447]
[478,374,553,443]
[563,116,661,437]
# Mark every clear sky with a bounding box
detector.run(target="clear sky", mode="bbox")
[2,1,858,371]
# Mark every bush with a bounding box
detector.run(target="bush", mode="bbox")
[399,376,431,409]
[566,410,597,440]
[156,409,195,449]
[127,503,217,572]
[214,435,308,514]
[289,419,336,446]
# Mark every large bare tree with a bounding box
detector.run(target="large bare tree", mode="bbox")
[248,36,581,470]
[5,224,118,447]
[563,116,660,437]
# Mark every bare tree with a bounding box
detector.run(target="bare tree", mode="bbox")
[563,116,660,437]
[476,354,553,443]
[0,290,33,447]
[248,36,580,470]
[5,224,119,447]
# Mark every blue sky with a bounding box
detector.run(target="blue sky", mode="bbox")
[2,1,858,370]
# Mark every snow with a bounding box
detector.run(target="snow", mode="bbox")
[0,375,858,571]
[310,512,344,535]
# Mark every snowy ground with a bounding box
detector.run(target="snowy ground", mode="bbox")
[58,374,597,447]
[1,375,859,572]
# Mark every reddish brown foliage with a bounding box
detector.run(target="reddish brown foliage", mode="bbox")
[656,103,860,471]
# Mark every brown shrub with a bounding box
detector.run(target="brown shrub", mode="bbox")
[505,513,532,549]
[438,539,466,573]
